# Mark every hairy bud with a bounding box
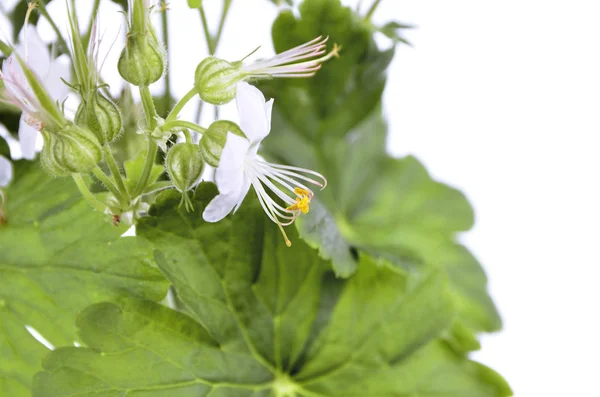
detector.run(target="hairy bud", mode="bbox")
[200,120,244,167]
[194,57,244,105]
[75,91,123,143]
[40,124,102,176]
[165,142,205,211]
[118,33,165,86]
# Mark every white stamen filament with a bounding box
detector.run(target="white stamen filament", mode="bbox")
[256,163,315,197]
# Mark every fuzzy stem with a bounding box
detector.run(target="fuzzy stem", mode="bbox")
[133,139,158,198]
[162,120,206,134]
[160,2,172,111]
[166,87,197,122]
[72,174,107,212]
[82,0,101,48]
[103,144,130,200]
[92,167,128,206]
[140,85,159,128]
[143,181,174,195]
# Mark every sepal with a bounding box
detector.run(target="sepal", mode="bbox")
[194,57,244,105]
[40,124,102,176]
[75,91,123,143]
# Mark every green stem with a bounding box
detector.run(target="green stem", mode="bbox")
[199,6,215,55]
[162,120,206,134]
[72,174,106,212]
[133,139,158,197]
[134,85,161,198]
[143,181,174,195]
[195,0,233,123]
[214,0,233,52]
[103,144,130,200]
[82,0,101,48]
[92,167,128,206]
[166,87,197,122]
[140,85,159,128]
[160,3,172,110]
[37,1,70,55]
[365,0,383,19]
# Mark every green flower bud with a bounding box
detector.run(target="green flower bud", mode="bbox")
[194,57,244,105]
[165,142,205,211]
[200,120,244,167]
[40,124,102,176]
[75,91,123,143]
[118,33,165,86]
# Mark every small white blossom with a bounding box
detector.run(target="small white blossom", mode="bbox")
[203,83,326,246]
[243,36,341,79]
[0,26,70,159]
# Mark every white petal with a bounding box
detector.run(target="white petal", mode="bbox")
[214,133,250,196]
[0,155,13,187]
[44,55,71,100]
[236,82,271,144]
[202,192,239,223]
[18,114,38,160]
[18,26,51,76]
[233,177,252,213]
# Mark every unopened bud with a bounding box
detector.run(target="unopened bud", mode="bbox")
[75,91,123,143]
[200,120,244,167]
[194,57,244,105]
[118,33,165,86]
[40,124,102,176]
[165,142,204,211]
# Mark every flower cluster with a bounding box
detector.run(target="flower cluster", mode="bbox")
[0,0,336,244]
[203,83,327,246]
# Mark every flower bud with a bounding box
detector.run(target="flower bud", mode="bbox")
[118,33,165,86]
[75,91,123,143]
[200,120,244,167]
[40,124,102,176]
[165,142,204,211]
[194,57,244,105]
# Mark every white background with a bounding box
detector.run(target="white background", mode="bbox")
[3,1,600,396]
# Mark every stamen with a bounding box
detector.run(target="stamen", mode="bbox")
[24,2,39,62]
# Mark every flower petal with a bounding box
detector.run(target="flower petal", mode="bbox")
[233,177,252,213]
[18,114,38,160]
[19,26,51,77]
[44,55,71,101]
[0,155,13,187]
[236,82,271,145]
[215,132,249,196]
[202,192,239,223]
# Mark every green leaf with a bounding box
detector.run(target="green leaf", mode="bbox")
[265,105,501,342]
[32,184,511,396]
[260,0,501,342]
[264,0,394,141]
[0,161,169,395]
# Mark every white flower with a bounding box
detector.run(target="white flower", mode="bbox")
[242,36,341,79]
[203,82,326,246]
[0,26,70,160]
[0,155,12,187]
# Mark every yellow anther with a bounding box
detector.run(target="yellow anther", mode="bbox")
[331,43,342,58]
[287,196,310,214]
[294,187,310,197]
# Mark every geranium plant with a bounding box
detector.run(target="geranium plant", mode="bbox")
[0,1,511,396]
